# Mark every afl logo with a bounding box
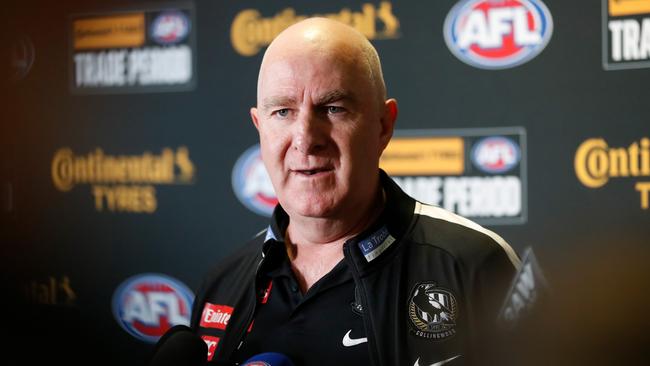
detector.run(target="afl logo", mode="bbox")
[150,11,190,45]
[472,136,521,173]
[112,273,194,343]
[443,0,553,69]
[232,144,278,217]
[408,282,459,340]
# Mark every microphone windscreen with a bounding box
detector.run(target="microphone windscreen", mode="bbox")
[149,325,207,366]
[242,352,294,366]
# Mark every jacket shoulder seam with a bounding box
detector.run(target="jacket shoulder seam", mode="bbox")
[413,201,521,269]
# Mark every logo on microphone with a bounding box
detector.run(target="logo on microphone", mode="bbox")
[443,0,553,69]
[232,144,278,217]
[408,282,459,340]
[200,302,234,330]
[112,273,194,343]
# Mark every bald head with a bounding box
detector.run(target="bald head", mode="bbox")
[249,17,398,225]
[257,18,386,107]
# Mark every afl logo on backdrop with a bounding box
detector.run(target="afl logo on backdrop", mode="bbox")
[443,0,553,69]
[232,144,278,217]
[112,273,194,343]
[471,136,521,173]
[151,11,190,45]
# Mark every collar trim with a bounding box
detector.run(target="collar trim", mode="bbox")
[264,170,415,264]
[357,226,396,262]
[264,225,277,243]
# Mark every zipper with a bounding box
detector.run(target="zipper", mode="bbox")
[344,242,380,366]
[226,253,267,362]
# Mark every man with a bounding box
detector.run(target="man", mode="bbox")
[191,18,520,366]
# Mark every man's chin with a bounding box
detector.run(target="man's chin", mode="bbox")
[281,197,337,219]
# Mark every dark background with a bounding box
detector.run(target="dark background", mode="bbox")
[2,0,648,365]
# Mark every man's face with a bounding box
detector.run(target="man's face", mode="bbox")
[251,48,392,219]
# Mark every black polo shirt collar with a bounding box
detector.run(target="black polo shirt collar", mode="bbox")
[261,170,414,267]
[261,206,352,303]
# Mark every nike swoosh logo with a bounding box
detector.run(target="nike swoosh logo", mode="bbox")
[413,355,461,366]
[341,330,368,347]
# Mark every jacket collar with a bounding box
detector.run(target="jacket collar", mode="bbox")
[261,170,416,266]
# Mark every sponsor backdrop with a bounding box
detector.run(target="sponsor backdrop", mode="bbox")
[2,0,648,364]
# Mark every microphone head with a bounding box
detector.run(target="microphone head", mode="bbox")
[497,247,550,330]
[149,325,207,366]
[242,352,294,366]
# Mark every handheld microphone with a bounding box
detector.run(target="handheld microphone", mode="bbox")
[242,352,294,366]
[149,325,207,366]
[497,247,549,329]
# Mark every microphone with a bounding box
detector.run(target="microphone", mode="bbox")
[242,352,294,366]
[149,325,208,366]
[497,247,549,329]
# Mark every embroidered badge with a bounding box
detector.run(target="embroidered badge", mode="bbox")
[408,282,458,340]
[357,226,395,262]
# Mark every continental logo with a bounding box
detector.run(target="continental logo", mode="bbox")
[380,137,464,175]
[51,147,195,213]
[575,138,650,209]
[230,1,400,56]
[23,275,77,306]
[575,138,650,188]
[73,13,145,50]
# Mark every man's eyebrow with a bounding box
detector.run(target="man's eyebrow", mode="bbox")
[316,89,355,105]
[261,96,296,111]
[261,90,355,110]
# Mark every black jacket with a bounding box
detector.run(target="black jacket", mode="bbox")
[192,171,520,365]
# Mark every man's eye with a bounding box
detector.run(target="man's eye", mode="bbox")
[275,108,289,117]
[327,106,344,114]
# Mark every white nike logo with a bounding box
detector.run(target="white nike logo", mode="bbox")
[413,355,461,366]
[341,330,368,347]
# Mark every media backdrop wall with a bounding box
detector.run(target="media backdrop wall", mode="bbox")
[2,0,648,364]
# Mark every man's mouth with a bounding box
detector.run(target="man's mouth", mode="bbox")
[292,167,333,176]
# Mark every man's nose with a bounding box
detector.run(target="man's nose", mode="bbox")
[292,110,327,154]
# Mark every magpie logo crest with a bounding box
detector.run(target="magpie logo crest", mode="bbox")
[408,282,458,340]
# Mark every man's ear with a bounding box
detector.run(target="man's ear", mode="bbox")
[379,98,398,151]
[250,107,260,130]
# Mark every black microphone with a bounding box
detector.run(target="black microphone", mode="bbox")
[149,325,208,366]
[497,247,549,329]
[241,352,294,366]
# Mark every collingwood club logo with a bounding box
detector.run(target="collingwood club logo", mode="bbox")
[408,282,458,340]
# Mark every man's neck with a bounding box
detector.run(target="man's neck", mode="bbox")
[284,185,385,292]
